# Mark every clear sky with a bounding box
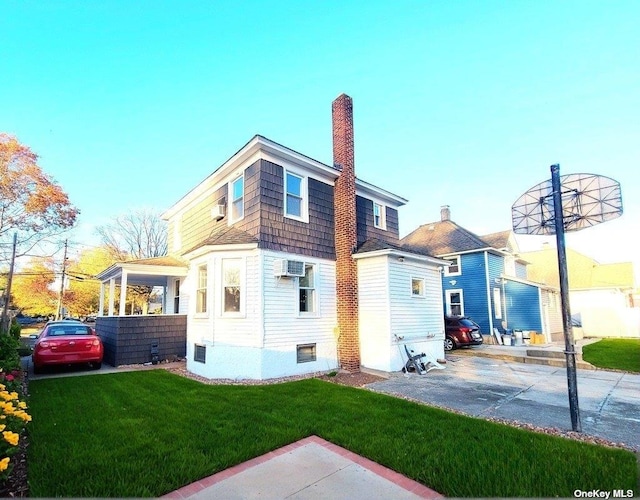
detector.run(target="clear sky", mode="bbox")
[2,0,638,280]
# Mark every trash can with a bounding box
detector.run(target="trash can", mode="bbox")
[502,334,513,346]
[514,330,523,346]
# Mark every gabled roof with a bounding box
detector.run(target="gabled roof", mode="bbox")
[400,220,491,256]
[162,134,408,221]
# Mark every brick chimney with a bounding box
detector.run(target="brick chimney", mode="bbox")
[441,205,451,221]
[332,94,360,373]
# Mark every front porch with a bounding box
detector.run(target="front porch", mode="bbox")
[95,256,189,366]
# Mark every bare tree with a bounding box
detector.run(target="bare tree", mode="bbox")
[96,208,167,261]
[96,208,168,314]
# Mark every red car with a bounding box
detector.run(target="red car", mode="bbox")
[444,316,484,351]
[32,320,103,374]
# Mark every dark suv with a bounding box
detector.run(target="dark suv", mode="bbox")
[444,316,483,351]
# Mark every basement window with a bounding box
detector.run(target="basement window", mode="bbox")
[296,343,316,363]
[194,344,206,363]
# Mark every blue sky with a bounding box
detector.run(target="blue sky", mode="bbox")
[2,0,638,278]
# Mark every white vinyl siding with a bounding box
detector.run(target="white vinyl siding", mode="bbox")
[357,254,444,372]
[263,252,336,348]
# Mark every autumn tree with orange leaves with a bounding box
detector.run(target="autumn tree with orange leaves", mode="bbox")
[0,133,79,264]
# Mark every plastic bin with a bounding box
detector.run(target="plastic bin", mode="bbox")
[502,335,513,346]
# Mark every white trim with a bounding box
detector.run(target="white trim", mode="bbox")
[195,263,209,317]
[411,276,426,298]
[353,249,449,267]
[493,287,503,319]
[443,256,461,276]
[228,174,245,224]
[297,262,318,317]
[219,257,246,318]
[445,288,464,316]
[373,201,386,230]
[284,169,309,223]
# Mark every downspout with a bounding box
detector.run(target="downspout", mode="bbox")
[484,251,494,335]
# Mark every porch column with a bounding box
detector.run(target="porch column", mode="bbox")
[119,271,128,316]
[99,283,105,317]
[108,278,116,316]
[162,284,167,314]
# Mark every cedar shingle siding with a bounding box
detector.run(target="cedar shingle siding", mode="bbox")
[174,159,397,261]
[257,159,336,259]
[356,196,399,245]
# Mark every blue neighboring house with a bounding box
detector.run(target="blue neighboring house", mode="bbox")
[402,206,562,342]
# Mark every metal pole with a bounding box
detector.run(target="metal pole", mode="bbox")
[550,164,582,432]
[56,239,68,320]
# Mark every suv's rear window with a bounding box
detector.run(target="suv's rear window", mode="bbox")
[459,319,477,327]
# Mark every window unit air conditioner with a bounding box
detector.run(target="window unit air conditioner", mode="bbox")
[274,259,305,277]
[211,204,226,221]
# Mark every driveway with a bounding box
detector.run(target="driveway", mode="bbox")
[367,354,640,451]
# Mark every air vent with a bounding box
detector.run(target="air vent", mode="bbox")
[211,204,226,221]
[274,259,305,277]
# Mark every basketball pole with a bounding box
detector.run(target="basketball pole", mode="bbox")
[550,163,582,433]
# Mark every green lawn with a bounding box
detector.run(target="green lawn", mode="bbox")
[27,370,637,498]
[582,339,640,373]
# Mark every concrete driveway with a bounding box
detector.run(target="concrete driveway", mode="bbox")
[368,354,640,451]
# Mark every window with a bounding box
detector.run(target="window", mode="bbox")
[412,278,425,297]
[285,171,305,219]
[173,279,181,314]
[493,287,502,319]
[297,343,316,363]
[196,265,207,314]
[446,289,463,316]
[230,176,244,222]
[444,256,461,276]
[299,264,316,313]
[223,259,241,313]
[373,202,386,229]
[194,344,206,363]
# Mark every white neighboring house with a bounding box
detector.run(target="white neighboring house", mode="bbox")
[98,95,447,379]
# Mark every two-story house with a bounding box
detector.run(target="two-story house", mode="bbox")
[402,206,562,343]
[98,95,448,379]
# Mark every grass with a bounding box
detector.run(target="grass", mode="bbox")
[582,339,640,373]
[27,370,637,498]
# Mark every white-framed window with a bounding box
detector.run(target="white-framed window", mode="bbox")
[284,170,307,221]
[196,265,208,314]
[444,256,461,276]
[373,202,386,229]
[222,258,242,314]
[493,287,502,319]
[173,279,181,314]
[229,175,244,223]
[411,277,425,297]
[298,263,316,314]
[445,289,464,316]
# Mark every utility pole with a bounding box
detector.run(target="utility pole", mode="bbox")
[1,233,18,334]
[56,239,69,320]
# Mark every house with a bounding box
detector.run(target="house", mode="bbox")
[97,94,448,379]
[401,206,562,343]
[521,245,639,338]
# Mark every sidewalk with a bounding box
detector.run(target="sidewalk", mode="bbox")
[163,436,442,499]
